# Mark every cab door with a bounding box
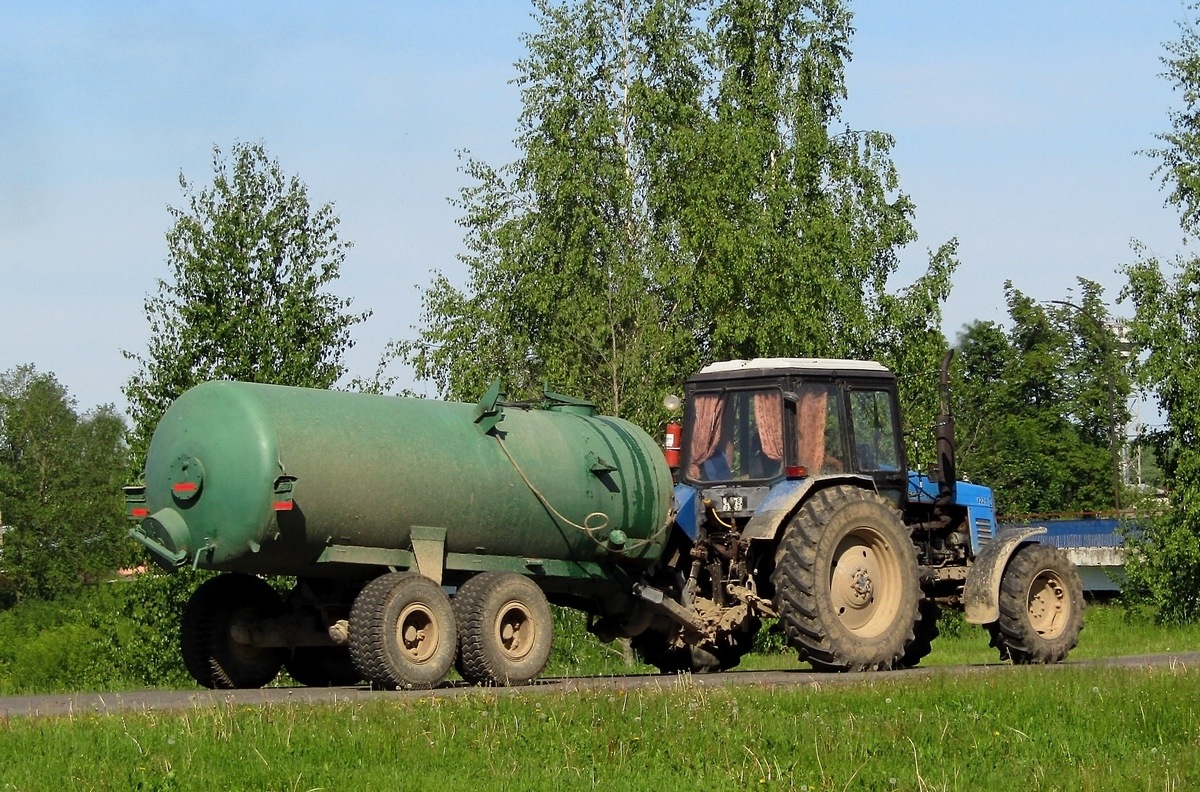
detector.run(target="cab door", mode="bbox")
[845,384,907,505]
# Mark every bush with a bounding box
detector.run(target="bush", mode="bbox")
[1121,512,1200,625]
[0,572,199,694]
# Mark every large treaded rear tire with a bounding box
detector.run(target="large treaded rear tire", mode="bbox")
[771,485,920,671]
[349,572,457,690]
[988,542,1084,664]
[180,573,285,689]
[898,599,940,669]
[453,572,553,686]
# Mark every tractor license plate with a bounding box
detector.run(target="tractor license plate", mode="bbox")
[721,494,746,512]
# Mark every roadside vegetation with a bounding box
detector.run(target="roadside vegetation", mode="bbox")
[0,664,1196,791]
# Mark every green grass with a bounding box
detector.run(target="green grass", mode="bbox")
[713,600,1200,674]
[1,665,1197,790]
[544,600,1200,677]
[2,600,1198,790]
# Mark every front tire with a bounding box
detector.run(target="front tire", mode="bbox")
[454,572,553,686]
[349,572,457,689]
[988,542,1084,664]
[771,486,920,671]
[180,573,285,689]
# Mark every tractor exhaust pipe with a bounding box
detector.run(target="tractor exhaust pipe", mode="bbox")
[935,350,957,504]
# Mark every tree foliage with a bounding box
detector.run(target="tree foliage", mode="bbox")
[0,366,131,604]
[1121,247,1200,623]
[1117,4,1200,623]
[403,0,955,435]
[1147,5,1200,234]
[123,141,369,465]
[952,280,1130,517]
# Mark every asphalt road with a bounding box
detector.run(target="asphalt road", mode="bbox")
[2,651,1197,719]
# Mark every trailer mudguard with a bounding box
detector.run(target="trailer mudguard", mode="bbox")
[962,525,1048,624]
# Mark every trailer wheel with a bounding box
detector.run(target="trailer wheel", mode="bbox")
[180,573,285,689]
[454,572,553,686]
[897,599,940,669]
[988,542,1084,664]
[349,572,457,689]
[284,647,361,687]
[771,485,920,671]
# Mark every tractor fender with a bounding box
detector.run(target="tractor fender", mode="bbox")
[962,525,1048,625]
[742,475,878,543]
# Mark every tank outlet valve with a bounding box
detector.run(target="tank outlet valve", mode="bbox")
[606,529,628,551]
[128,508,191,572]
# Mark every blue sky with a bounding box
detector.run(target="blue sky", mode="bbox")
[0,1,1186,412]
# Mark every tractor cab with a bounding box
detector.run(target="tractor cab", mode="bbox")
[679,358,908,507]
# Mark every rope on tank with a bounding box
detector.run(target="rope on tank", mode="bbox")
[494,434,663,553]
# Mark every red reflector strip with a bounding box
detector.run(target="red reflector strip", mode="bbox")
[173,482,198,493]
[131,508,150,518]
[274,501,294,511]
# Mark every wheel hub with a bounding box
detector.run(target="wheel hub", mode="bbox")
[1027,569,1068,639]
[830,527,902,637]
[849,568,874,602]
[495,601,535,661]
[397,603,440,664]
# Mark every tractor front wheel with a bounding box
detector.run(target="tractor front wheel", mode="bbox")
[988,542,1084,664]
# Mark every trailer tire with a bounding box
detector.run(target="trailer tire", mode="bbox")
[180,573,286,689]
[454,572,553,686]
[988,542,1084,664]
[349,572,457,690]
[771,485,920,671]
[284,647,361,687]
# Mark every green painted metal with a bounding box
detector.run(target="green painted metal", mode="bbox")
[131,381,674,581]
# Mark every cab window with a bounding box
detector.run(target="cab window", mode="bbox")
[687,389,784,481]
[795,382,848,474]
[848,389,901,471]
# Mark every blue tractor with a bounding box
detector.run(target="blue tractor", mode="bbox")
[600,354,1084,672]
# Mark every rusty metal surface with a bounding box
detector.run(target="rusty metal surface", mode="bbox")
[3,651,1197,719]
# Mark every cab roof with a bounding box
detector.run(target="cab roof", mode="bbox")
[690,357,893,383]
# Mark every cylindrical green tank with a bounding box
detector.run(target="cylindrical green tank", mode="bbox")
[129,381,674,580]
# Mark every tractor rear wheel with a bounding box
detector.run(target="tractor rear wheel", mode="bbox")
[771,485,920,671]
[988,542,1084,664]
[349,572,457,689]
[180,573,286,689]
[897,599,940,669]
[454,572,553,686]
